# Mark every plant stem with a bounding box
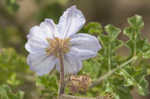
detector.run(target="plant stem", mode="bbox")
[58,52,65,96]
[108,44,111,72]
[134,32,137,56]
[89,56,137,88]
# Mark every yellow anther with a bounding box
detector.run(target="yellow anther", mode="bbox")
[46,37,70,57]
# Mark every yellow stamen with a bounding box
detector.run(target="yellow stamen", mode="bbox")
[46,37,70,57]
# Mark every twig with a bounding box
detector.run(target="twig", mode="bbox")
[89,56,137,88]
[58,52,65,96]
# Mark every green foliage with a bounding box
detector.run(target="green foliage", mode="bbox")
[0,3,150,98]
[0,84,24,99]
[0,48,30,98]
[119,66,149,96]
[83,22,103,36]
[105,24,121,41]
[78,15,150,99]
[123,15,147,56]
[0,48,28,84]
[36,74,58,99]
[5,0,19,13]
[104,78,132,99]
[128,15,144,29]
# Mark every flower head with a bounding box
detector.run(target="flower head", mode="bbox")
[25,5,101,76]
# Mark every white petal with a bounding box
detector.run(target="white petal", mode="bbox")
[25,37,48,54]
[27,52,57,76]
[71,33,101,51]
[56,54,82,74]
[69,47,97,60]
[57,5,85,38]
[27,19,57,40]
[26,19,57,53]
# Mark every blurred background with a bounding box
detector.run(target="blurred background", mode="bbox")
[0,0,150,99]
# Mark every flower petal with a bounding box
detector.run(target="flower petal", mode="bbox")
[26,19,57,53]
[70,33,101,59]
[69,47,97,60]
[25,37,48,54]
[56,54,82,74]
[57,5,85,38]
[27,19,57,40]
[27,52,57,76]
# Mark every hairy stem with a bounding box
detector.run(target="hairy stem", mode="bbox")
[89,56,137,88]
[58,52,65,96]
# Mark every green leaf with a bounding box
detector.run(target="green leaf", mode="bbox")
[36,74,58,98]
[137,78,149,96]
[124,15,145,56]
[104,79,132,99]
[123,27,135,39]
[105,24,121,41]
[83,22,103,36]
[114,86,132,99]
[128,15,144,29]
[79,57,101,79]
[7,73,21,86]
[119,66,149,96]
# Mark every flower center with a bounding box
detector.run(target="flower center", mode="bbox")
[46,37,70,57]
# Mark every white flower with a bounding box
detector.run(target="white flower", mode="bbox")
[25,5,101,76]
